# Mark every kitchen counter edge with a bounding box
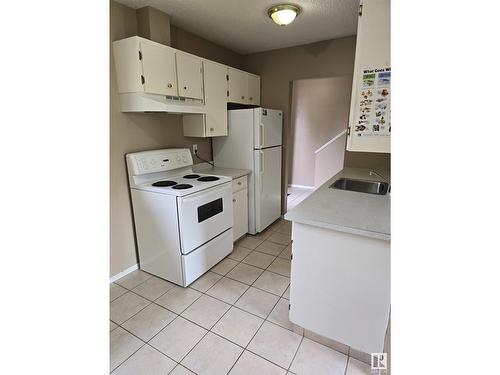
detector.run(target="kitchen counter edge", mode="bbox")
[284,167,390,241]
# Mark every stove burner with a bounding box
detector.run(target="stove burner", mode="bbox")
[172,184,193,190]
[152,180,177,187]
[198,176,220,182]
[183,174,201,179]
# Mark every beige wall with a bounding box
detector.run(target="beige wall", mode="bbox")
[171,26,244,69]
[110,1,390,275]
[244,36,390,210]
[290,76,352,187]
[314,135,346,188]
[110,1,243,276]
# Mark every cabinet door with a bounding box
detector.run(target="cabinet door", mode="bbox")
[232,189,248,241]
[203,61,228,136]
[227,68,247,104]
[247,74,261,105]
[346,0,390,153]
[140,41,177,96]
[176,52,203,100]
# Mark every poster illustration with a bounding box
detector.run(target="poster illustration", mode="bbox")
[355,67,391,137]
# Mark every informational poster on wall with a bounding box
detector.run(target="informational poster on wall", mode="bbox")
[354,67,391,137]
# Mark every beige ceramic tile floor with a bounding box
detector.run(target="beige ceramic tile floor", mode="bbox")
[110,218,372,375]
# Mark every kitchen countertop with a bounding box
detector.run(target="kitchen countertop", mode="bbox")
[284,168,390,241]
[193,163,251,180]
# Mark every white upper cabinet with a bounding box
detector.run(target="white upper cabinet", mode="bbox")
[346,0,391,153]
[113,36,261,126]
[228,68,261,105]
[227,68,248,103]
[140,41,178,96]
[183,60,228,137]
[203,61,228,136]
[247,74,261,105]
[113,37,177,96]
[176,52,204,100]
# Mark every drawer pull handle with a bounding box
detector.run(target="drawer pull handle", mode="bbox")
[238,182,242,185]
[241,96,245,99]
[210,127,214,131]
[249,97,253,100]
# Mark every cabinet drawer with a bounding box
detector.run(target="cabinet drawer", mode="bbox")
[232,176,247,193]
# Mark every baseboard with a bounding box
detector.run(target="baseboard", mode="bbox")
[110,263,138,284]
[288,184,314,190]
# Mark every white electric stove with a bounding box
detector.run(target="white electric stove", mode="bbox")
[126,148,233,286]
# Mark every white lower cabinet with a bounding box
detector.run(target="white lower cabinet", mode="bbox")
[289,221,390,354]
[232,176,248,241]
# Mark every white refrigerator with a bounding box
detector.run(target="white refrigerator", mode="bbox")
[213,108,282,234]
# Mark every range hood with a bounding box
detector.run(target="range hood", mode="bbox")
[119,92,207,114]
[115,7,206,115]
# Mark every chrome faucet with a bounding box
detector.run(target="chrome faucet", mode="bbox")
[369,170,390,193]
[369,170,388,182]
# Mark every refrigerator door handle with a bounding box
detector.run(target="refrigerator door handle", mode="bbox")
[259,123,264,148]
[259,150,264,192]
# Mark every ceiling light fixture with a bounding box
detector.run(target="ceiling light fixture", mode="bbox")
[267,4,301,26]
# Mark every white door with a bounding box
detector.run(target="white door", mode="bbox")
[140,41,177,96]
[254,147,282,232]
[177,183,233,254]
[228,68,247,103]
[247,74,261,105]
[254,109,283,149]
[176,52,203,100]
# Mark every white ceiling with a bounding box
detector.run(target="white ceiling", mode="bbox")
[115,0,359,54]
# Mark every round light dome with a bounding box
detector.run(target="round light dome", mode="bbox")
[268,4,301,26]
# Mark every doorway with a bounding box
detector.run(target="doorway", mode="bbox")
[287,76,352,210]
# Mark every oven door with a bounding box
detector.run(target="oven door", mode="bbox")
[177,182,233,254]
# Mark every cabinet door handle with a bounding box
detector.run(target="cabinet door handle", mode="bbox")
[184,86,187,90]
[167,83,172,88]
[210,127,214,132]
[241,96,245,99]
[238,182,242,185]
[249,97,253,100]
[233,198,236,202]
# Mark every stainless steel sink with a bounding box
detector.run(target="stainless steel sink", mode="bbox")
[330,178,389,195]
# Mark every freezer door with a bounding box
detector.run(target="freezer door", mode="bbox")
[254,146,282,232]
[254,108,283,149]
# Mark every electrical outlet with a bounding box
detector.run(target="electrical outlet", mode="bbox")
[192,144,198,154]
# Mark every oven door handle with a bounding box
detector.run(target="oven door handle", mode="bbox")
[178,183,231,203]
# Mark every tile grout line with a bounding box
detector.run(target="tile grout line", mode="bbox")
[164,235,291,371]
[221,234,298,372]
[110,329,147,374]
[112,283,207,372]
[287,334,305,373]
[110,220,292,373]
[343,356,350,375]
